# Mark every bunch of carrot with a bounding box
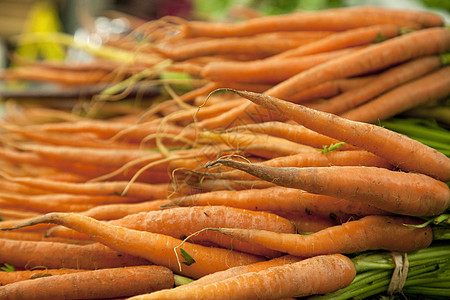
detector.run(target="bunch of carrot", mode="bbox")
[0,5,449,300]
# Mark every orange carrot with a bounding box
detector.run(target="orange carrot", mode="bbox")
[307,55,444,114]
[49,206,296,257]
[184,255,301,287]
[0,171,169,198]
[211,215,432,257]
[128,254,356,300]
[201,47,357,84]
[166,186,389,220]
[155,34,322,61]
[218,89,450,182]
[0,268,86,286]
[273,24,400,59]
[0,265,174,300]
[1,213,264,278]
[289,76,375,103]
[176,8,421,38]
[276,212,340,233]
[0,239,150,269]
[209,159,450,216]
[341,65,450,123]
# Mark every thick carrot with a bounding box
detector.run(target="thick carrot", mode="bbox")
[0,265,174,300]
[218,89,450,182]
[273,24,400,59]
[0,268,86,286]
[49,206,295,257]
[1,212,264,278]
[166,186,389,220]
[0,239,150,269]
[128,254,356,300]
[209,159,450,216]
[177,8,421,38]
[341,65,450,123]
[201,47,358,84]
[307,55,444,114]
[211,215,432,257]
[184,255,301,287]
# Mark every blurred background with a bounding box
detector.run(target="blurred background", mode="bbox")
[0,0,449,70]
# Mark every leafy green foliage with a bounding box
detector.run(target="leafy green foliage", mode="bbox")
[0,263,15,272]
[317,142,346,153]
[180,248,196,266]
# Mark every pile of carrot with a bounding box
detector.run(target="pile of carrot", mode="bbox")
[0,5,449,300]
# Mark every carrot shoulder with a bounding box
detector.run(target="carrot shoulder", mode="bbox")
[218,89,450,182]
[208,159,450,216]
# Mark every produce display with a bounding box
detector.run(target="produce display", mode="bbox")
[0,4,449,300]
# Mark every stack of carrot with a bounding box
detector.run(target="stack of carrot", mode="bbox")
[0,5,449,300]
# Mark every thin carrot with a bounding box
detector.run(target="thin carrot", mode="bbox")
[0,172,169,199]
[51,206,296,257]
[217,89,450,182]
[0,230,92,244]
[0,239,150,269]
[201,47,358,84]
[209,159,450,216]
[210,215,432,257]
[306,55,444,114]
[273,24,400,59]
[0,265,174,300]
[341,65,450,123]
[128,254,356,300]
[0,268,87,286]
[155,34,322,61]
[288,76,375,103]
[165,186,389,221]
[1,212,264,278]
[0,208,40,220]
[175,8,421,38]
[276,212,340,233]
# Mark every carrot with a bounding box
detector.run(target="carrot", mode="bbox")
[49,206,296,257]
[199,131,316,159]
[1,212,264,278]
[0,171,169,198]
[0,208,39,220]
[276,212,340,233]
[0,239,150,269]
[166,186,389,221]
[0,265,174,300]
[128,254,356,300]
[2,66,111,85]
[175,8,421,39]
[288,76,375,103]
[210,215,432,257]
[0,230,92,244]
[225,121,355,150]
[273,24,400,59]
[218,89,450,182]
[208,159,450,216]
[155,34,322,61]
[341,65,450,123]
[307,55,444,114]
[185,255,301,288]
[0,268,87,286]
[201,47,358,84]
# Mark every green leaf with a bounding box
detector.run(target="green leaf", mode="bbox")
[180,248,196,266]
[317,142,346,153]
[0,263,15,272]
